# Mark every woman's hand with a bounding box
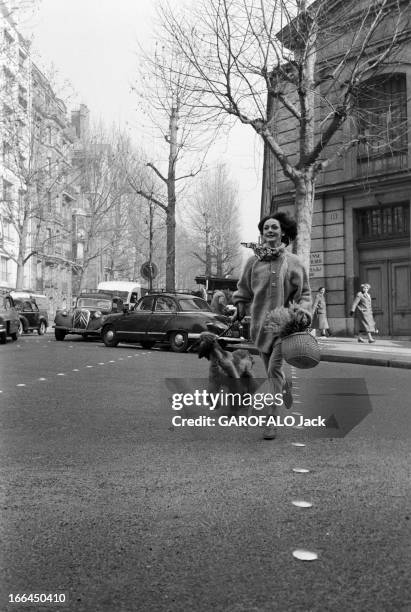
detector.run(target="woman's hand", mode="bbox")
[234,302,247,322]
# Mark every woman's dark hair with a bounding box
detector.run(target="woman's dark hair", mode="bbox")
[258,212,297,246]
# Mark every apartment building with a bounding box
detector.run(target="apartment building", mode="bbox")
[1,4,79,314]
[261,0,411,337]
[0,2,30,290]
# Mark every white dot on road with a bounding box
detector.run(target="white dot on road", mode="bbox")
[16,383,26,387]
[291,442,306,447]
[293,468,310,474]
[293,550,318,561]
[292,500,313,508]
[109,360,115,363]
[38,377,47,381]
[72,369,79,372]
[127,355,132,358]
[86,365,93,368]
[98,362,105,365]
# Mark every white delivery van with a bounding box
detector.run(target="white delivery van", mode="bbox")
[97,281,145,308]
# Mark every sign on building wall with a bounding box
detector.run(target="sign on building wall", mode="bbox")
[309,252,324,278]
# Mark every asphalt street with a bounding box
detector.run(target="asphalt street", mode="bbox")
[1,334,410,612]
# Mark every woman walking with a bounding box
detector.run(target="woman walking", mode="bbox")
[233,212,311,440]
[312,287,331,337]
[350,283,376,343]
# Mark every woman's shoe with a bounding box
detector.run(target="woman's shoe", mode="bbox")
[263,425,277,440]
[357,337,366,343]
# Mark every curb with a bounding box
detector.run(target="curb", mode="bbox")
[225,342,411,369]
[320,353,411,369]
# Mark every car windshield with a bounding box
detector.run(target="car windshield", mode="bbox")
[76,298,112,310]
[178,297,211,312]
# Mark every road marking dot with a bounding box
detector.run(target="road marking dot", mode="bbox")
[109,360,115,363]
[292,412,302,416]
[98,362,105,365]
[291,442,306,447]
[57,373,65,376]
[294,400,302,404]
[292,500,313,508]
[293,468,310,474]
[86,365,93,368]
[16,384,26,387]
[72,369,79,372]
[38,377,47,381]
[293,550,318,561]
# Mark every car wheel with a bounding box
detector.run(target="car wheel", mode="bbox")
[140,340,155,349]
[55,329,66,341]
[38,321,46,335]
[169,331,189,353]
[102,325,119,347]
[0,332,7,344]
[10,332,18,341]
[17,320,24,336]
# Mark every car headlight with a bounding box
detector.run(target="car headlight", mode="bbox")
[93,311,102,319]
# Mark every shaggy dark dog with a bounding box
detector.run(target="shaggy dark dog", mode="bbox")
[195,332,259,411]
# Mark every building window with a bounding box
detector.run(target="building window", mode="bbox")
[0,256,9,281]
[357,203,410,243]
[355,74,408,174]
[2,179,13,202]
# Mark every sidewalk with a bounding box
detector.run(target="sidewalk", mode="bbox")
[230,336,411,369]
[316,336,411,369]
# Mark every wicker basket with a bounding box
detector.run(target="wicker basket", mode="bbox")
[281,332,321,369]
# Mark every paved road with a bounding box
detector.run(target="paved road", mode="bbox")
[1,335,410,612]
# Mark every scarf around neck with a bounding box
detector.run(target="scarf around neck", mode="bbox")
[241,242,286,261]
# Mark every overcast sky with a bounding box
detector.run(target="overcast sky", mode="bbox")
[22,0,263,242]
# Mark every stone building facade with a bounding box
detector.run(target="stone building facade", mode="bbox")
[261,0,411,337]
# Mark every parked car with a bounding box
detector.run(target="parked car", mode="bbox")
[0,294,20,344]
[100,292,243,352]
[10,291,49,336]
[53,293,124,341]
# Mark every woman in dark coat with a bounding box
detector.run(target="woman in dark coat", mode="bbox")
[232,212,312,440]
[312,287,331,337]
[350,283,376,343]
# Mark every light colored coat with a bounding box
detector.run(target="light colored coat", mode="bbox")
[233,251,311,353]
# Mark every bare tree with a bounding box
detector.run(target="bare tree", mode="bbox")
[161,0,408,267]
[182,163,242,277]
[130,30,212,290]
[71,126,140,292]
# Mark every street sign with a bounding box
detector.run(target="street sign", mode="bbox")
[140,261,158,281]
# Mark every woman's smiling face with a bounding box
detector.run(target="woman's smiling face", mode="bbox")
[262,218,282,246]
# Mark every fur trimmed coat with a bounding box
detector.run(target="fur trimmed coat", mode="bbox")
[233,251,312,353]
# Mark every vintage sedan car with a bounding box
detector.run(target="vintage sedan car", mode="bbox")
[11,291,49,336]
[100,292,243,352]
[53,293,124,341]
[0,294,20,344]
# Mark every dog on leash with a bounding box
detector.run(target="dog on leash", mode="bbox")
[195,331,259,411]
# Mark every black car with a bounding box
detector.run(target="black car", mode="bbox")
[11,292,49,336]
[54,293,124,341]
[100,292,242,352]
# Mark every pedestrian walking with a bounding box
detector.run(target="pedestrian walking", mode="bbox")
[350,283,376,343]
[233,212,312,440]
[210,289,232,315]
[312,287,331,337]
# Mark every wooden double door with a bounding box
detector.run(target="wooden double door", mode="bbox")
[359,258,411,336]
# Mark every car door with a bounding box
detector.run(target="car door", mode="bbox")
[22,301,37,329]
[115,295,155,341]
[147,296,178,341]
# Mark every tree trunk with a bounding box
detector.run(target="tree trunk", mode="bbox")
[294,173,315,270]
[166,105,178,292]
